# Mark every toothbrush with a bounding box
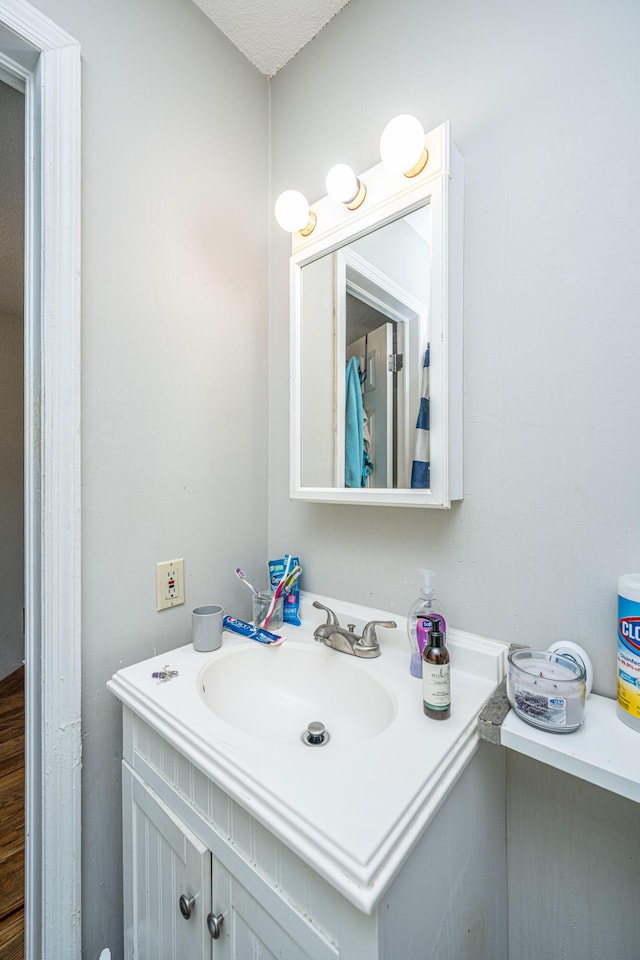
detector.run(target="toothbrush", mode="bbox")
[280,565,302,592]
[260,555,292,627]
[261,559,302,628]
[280,553,294,587]
[262,567,302,624]
[234,567,259,596]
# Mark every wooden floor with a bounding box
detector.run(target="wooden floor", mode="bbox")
[0,667,24,960]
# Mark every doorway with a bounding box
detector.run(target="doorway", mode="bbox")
[0,74,25,956]
[336,247,426,490]
[0,3,81,958]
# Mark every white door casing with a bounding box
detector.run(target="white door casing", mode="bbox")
[0,2,81,958]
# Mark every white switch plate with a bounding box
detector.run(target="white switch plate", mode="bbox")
[156,558,185,611]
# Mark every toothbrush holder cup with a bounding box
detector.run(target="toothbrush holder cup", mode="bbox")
[192,604,224,652]
[252,591,284,630]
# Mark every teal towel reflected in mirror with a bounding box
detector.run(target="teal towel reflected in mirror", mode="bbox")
[345,356,372,487]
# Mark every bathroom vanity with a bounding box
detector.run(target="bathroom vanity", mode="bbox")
[109,594,507,959]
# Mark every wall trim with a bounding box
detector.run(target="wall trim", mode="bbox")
[0,2,81,958]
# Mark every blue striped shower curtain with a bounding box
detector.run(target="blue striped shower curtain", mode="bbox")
[410,346,430,488]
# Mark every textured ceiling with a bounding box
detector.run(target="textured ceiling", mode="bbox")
[191,0,352,77]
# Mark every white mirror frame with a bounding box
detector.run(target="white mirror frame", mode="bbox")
[289,121,463,507]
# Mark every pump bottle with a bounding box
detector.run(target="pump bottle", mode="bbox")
[422,615,450,720]
[406,569,447,678]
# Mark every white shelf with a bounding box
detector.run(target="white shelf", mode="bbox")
[502,693,640,803]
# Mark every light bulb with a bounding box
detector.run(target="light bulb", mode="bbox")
[379,114,428,177]
[274,190,316,235]
[326,164,358,203]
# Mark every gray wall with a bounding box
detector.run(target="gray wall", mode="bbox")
[507,753,640,958]
[269,1,640,956]
[27,0,269,955]
[0,80,24,681]
[269,0,640,698]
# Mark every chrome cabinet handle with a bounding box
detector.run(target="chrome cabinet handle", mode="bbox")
[179,893,196,919]
[207,912,224,939]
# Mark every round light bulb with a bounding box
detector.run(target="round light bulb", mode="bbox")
[274,190,312,232]
[326,164,359,204]
[379,114,427,176]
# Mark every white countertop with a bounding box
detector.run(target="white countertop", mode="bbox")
[108,592,506,913]
[502,694,640,803]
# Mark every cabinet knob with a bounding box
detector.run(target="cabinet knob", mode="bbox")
[207,912,224,939]
[179,894,196,919]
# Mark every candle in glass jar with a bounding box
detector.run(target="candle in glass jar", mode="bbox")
[509,653,585,729]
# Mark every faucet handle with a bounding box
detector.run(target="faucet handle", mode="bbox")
[312,600,340,626]
[360,619,397,648]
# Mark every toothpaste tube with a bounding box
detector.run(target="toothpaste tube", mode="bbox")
[223,616,284,646]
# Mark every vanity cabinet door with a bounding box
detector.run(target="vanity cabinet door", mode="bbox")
[211,855,322,960]
[123,764,327,960]
[123,764,213,960]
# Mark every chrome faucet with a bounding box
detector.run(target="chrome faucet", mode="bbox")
[312,601,396,659]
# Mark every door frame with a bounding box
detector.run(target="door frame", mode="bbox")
[335,248,427,489]
[0,2,81,958]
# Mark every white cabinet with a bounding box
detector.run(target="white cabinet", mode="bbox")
[123,763,324,960]
[289,121,464,509]
[120,706,507,960]
[123,765,212,959]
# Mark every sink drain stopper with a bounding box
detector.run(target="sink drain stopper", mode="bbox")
[301,721,330,746]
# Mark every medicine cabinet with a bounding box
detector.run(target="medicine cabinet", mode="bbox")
[289,122,464,508]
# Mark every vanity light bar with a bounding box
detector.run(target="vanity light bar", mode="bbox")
[274,114,428,236]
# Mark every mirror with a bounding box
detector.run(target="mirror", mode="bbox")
[289,122,463,508]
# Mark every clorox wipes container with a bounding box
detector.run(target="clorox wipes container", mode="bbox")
[617,574,640,732]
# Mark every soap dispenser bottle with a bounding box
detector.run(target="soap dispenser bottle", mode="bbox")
[422,615,450,720]
[406,569,447,678]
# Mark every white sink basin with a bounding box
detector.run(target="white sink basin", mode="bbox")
[198,640,397,746]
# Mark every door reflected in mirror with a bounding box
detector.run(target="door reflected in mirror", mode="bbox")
[300,205,430,490]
